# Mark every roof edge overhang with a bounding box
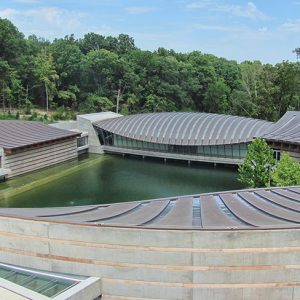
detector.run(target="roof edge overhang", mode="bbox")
[3,133,81,154]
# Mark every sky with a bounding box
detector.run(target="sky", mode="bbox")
[0,0,299,64]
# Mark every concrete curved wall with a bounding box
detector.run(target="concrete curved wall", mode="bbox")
[1,216,300,299]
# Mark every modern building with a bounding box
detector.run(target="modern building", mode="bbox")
[262,111,300,162]
[93,112,273,165]
[50,111,121,154]
[0,186,300,299]
[0,120,81,178]
[1,110,300,180]
[50,110,300,165]
[1,111,300,299]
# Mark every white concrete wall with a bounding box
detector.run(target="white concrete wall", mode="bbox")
[50,112,122,154]
[76,112,121,154]
[0,216,300,300]
[3,139,78,177]
[76,116,103,154]
[50,120,78,131]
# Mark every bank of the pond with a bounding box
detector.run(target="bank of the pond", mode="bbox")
[0,154,244,208]
[0,154,104,202]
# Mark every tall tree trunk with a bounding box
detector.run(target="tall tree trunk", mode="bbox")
[2,83,5,112]
[25,84,29,101]
[45,82,49,112]
[116,87,121,114]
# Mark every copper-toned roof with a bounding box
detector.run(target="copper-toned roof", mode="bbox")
[0,120,80,150]
[93,112,273,146]
[261,111,300,145]
[1,186,299,230]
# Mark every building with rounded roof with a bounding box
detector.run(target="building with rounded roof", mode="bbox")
[1,186,300,299]
[93,112,273,164]
[1,112,300,299]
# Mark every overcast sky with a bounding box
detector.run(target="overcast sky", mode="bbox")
[0,0,299,64]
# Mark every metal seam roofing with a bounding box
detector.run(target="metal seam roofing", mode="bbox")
[261,111,300,145]
[94,112,273,146]
[0,121,80,150]
[0,186,299,230]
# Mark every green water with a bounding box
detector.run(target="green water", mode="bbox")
[0,154,243,208]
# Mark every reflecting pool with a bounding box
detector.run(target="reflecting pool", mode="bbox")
[0,154,243,207]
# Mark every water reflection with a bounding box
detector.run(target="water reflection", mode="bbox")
[1,155,243,208]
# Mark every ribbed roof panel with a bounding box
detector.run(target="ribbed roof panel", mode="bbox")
[261,111,300,145]
[0,121,80,150]
[94,112,273,146]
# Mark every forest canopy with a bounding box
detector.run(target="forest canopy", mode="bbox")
[0,18,299,121]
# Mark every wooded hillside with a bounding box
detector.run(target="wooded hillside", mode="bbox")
[1,18,299,121]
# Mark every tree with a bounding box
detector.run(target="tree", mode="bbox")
[79,93,114,113]
[33,50,59,111]
[81,49,120,96]
[272,152,300,186]
[0,59,23,111]
[203,79,230,114]
[143,94,176,112]
[293,48,300,60]
[273,61,300,117]
[0,18,25,66]
[238,138,275,188]
[116,34,135,54]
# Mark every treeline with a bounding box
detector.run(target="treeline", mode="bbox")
[0,18,300,121]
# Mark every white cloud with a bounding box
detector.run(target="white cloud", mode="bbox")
[281,19,300,32]
[0,7,87,38]
[125,6,155,15]
[220,2,268,20]
[0,8,19,19]
[186,1,268,20]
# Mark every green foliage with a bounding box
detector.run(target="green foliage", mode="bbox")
[52,106,75,120]
[0,17,300,119]
[0,112,19,120]
[203,79,230,113]
[272,152,300,186]
[0,18,25,65]
[24,99,33,115]
[33,49,59,111]
[79,93,114,113]
[293,48,300,60]
[238,138,276,188]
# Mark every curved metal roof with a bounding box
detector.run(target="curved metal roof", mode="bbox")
[261,111,300,145]
[0,120,80,151]
[1,186,299,230]
[94,112,273,146]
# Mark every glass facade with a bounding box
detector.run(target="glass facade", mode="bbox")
[97,129,248,159]
[77,136,88,148]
